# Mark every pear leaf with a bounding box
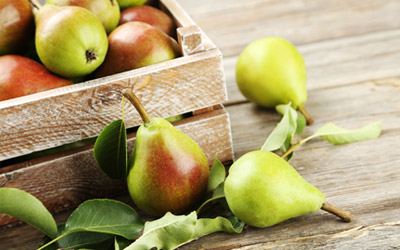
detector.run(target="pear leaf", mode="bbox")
[0,188,57,239]
[261,103,297,151]
[115,236,133,250]
[280,136,294,161]
[207,156,226,192]
[94,119,127,180]
[57,223,114,250]
[197,183,226,214]
[124,211,243,250]
[296,113,306,135]
[63,199,143,240]
[306,121,382,145]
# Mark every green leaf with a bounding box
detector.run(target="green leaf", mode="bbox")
[296,113,306,135]
[94,120,127,180]
[280,137,294,161]
[197,183,225,214]
[63,199,143,240]
[124,211,244,250]
[193,216,244,238]
[57,223,114,250]
[0,188,57,239]
[305,121,382,145]
[207,156,226,192]
[261,103,297,151]
[115,236,133,250]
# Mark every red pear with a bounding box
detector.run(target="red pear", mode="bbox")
[0,0,34,55]
[119,5,176,37]
[0,55,73,101]
[94,21,179,78]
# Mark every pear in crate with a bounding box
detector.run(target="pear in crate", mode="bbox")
[46,0,120,34]
[117,0,146,9]
[94,21,179,78]
[119,5,176,37]
[123,89,209,217]
[0,55,73,101]
[236,37,313,124]
[0,0,34,55]
[225,150,351,228]
[35,5,108,79]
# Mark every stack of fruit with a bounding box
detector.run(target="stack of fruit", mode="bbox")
[0,0,179,101]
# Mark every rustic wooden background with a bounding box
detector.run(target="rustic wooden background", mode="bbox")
[1,0,400,249]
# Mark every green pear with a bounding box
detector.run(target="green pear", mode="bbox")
[123,89,209,217]
[117,0,146,10]
[224,150,325,228]
[236,37,313,124]
[35,5,108,78]
[46,0,120,34]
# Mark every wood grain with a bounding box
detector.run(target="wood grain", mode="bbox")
[0,48,227,161]
[179,0,400,57]
[0,107,233,226]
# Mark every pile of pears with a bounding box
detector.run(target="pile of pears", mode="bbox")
[0,0,179,101]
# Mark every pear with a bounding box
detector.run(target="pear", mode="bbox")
[122,89,209,217]
[0,55,73,101]
[46,0,120,34]
[117,0,146,10]
[94,22,179,78]
[224,150,352,228]
[236,37,313,124]
[0,0,34,55]
[35,5,108,79]
[119,5,176,37]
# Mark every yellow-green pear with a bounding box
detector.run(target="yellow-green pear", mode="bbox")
[236,37,313,124]
[224,150,325,228]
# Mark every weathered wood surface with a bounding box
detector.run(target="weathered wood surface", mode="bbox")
[0,107,233,226]
[1,0,400,249]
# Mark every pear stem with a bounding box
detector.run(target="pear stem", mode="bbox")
[321,202,353,222]
[281,141,303,159]
[29,0,42,9]
[298,105,314,126]
[122,89,151,123]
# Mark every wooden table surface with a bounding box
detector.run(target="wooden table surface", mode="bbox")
[2,0,400,249]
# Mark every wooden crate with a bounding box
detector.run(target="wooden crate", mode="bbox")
[0,0,233,225]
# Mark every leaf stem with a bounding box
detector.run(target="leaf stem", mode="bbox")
[37,233,71,250]
[321,202,353,222]
[122,89,151,123]
[280,141,303,159]
[298,105,314,126]
[29,0,42,9]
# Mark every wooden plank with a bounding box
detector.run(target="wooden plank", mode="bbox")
[178,0,400,57]
[0,107,233,226]
[224,28,400,103]
[0,48,227,161]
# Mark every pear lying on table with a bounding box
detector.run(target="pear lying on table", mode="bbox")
[122,89,210,217]
[236,37,313,124]
[224,150,352,228]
